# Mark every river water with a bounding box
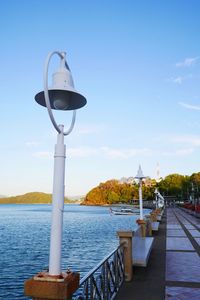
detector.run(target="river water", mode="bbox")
[0,204,148,299]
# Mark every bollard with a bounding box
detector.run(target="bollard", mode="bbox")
[24,270,79,300]
[117,231,133,282]
[136,219,146,237]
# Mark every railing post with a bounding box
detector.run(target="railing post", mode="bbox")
[114,251,119,293]
[117,231,133,282]
[144,216,152,236]
[90,276,93,300]
[103,261,108,300]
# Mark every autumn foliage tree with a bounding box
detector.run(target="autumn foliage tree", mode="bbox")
[83,180,136,205]
[83,172,200,205]
[83,179,153,205]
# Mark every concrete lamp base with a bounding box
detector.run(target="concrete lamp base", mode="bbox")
[24,271,79,300]
[136,219,146,225]
[136,219,146,237]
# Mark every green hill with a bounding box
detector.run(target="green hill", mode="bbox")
[0,192,78,204]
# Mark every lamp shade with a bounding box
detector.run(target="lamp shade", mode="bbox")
[35,65,87,110]
[35,89,86,110]
[135,165,145,179]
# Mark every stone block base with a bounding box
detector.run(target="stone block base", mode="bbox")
[24,271,79,300]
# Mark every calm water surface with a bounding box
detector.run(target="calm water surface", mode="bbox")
[0,204,148,299]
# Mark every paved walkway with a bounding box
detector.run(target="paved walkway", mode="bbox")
[116,207,200,300]
[166,208,200,299]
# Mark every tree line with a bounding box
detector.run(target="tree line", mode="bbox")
[83,172,200,205]
[0,192,78,204]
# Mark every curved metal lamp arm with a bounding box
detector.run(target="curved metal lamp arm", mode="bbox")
[43,51,76,136]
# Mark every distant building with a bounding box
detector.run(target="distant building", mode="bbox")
[144,177,154,187]
[119,177,135,184]
[119,176,157,187]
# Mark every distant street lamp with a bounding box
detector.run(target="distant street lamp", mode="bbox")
[191,182,195,205]
[135,165,146,220]
[35,51,87,276]
[154,188,158,209]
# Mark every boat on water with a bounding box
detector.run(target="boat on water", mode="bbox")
[109,207,139,215]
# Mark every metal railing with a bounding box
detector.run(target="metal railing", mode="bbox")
[73,243,125,300]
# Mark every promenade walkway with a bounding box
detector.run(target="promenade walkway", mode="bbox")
[116,207,200,300]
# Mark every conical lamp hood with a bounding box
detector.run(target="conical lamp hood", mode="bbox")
[135,165,145,179]
[35,67,87,110]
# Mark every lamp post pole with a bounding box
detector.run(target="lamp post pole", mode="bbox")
[35,51,86,276]
[155,188,158,209]
[49,124,66,275]
[138,178,143,219]
[25,51,87,300]
[135,165,146,220]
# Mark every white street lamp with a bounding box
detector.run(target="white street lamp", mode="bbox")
[155,188,158,209]
[35,51,87,276]
[135,165,146,220]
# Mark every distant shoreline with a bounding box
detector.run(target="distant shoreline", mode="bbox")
[0,202,80,205]
[0,192,82,205]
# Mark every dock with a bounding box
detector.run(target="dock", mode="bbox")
[116,207,200,300]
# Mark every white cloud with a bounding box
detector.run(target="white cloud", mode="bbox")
[163,148,194,156]
[176,57,199,67]
[173,76,183,84]
[68,147,98,157]
[179,102,200,111]
[185,120,200,129]
[33,151,52,159]
[169,74,193,85]
[170,135,200,146]
[59,146,152,159]
[153,134,200,148]
[26,141,39,147]
[101,147,127,159]
[101,147,151,159]
[75,124,105,135]
[176,148,194,155]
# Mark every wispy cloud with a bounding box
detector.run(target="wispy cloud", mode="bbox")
[176,148,194,155]
[33,144,194,161]
[75,124,105,135]
[68,147,98,157]
[170,135,200,146]
[169,74,193,85]
[163,148,194,156]
[33,151,52,159]
[185,120,200,129]
[179,102,200,111]
[173,76,184,84]
[154,134,200,148]
[100,147,151,159]
[26,141,39,147]
[176,57,199,67]
[32,146,152,159]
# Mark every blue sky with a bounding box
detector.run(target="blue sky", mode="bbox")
[0,0,200,196]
